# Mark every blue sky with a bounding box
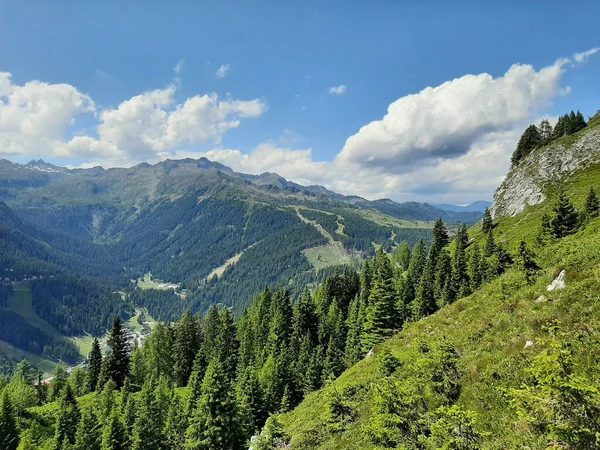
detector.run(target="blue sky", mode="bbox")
[1,1,599,203]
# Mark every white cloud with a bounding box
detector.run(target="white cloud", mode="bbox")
[0,72,267,166]
[0,72,95,155]
[336,59,569,173]
[216,64,231,79]
[174,59,185,74]
[328,84,347,95]
[573,48,599,64]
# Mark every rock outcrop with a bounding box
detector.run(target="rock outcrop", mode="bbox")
[491,120,600,219]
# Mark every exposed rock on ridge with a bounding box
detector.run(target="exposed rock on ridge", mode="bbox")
[491,120,600,219]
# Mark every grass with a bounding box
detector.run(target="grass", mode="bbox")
[137,273,179,291]
[357,209,433,229]
[69,334,94,357]
[303,242,355,270]
[0,340,57,377]
[8,281,62,338]
[281,217,600,449]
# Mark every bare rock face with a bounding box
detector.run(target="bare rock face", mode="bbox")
[547,270,566,292]
[491,125,600,219]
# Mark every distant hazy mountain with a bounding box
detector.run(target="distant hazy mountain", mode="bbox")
[433,200,492,213]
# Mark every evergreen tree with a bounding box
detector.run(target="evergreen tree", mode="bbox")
[391,241,411,271]
[485,229,496,257]
[216,307,239,381]
[186,351,207,416]
[551,190,579,238]
[163,395,187,450]
[584,187,599,220]
[54,385,80,450]
[469,244,484,291]
[482,207,493,234]
[413,259,437,319]
[122,396,136,436]
[450,224,470,300]
[129,340,146,389]
[146,322,174,381]
[359,260,372,306]
[538,119,553,141]
[86,338,102,393]
[103,317,131,389]
[173,311,199,387]
[402,239,427,307]
[512,124,541,165]
[131,380,161,450]
[95,379,116,423]
[0,390,19,450]
[323,299,346,379]
[100,409,128,450]
[344,295,364,367]
[185,358,241,450]
[430,219,449,261]
[48,365,69,401]
[237,366,266,438]
[434,249,453,307]
[362,248,398,350]
[517,241,541,285]
[73,408,101,450]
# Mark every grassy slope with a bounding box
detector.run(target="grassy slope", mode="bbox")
[280,135,600,448]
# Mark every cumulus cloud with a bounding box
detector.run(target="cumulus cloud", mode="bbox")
[0,72,267,166]
[0,72,95,155]
[336,59,569,173]
[216,64,231,79]
[328,84,346,95]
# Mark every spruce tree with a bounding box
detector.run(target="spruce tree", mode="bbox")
[362,248,398,350]
[430,219,449,261]
[216,307,239,381]
[518,241,541,285]
[344,295,364,367]
[512,124,541,164]
[539,119,553,141]
[392,241,411,271]
[131,380,161,450]
[173,311,199,387]
[585,187,599,220]
[551,190,579,238]
[237,366,266,438]
[0,390,19,450]
[54,384,80,450]
[413,259,437,319]
[481,207,493,234]
[163,395,187,450]
[186,351,207,416]
[402,239,427,306]
[450,224,470,300]
[73,407,101,450]
[86,338,102,393]
[485,229,496,257]
[185,358,241,450]
[434,249,453,307]
[103,317,131,389]
[100,409,128,450]
[323,299,346,379]
[469,244,483,291]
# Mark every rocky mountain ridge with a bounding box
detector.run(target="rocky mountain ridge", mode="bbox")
[492,112,600,218]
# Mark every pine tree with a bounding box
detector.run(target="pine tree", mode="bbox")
[362,248,398,350]
[122,396,136,436]
[129,340,146,389]
[185,358,241,450]
[146,321,175,381]
[512,124,541,165]
[469,243,483,291]
[359,260,372,306]
[323,299,346,379]
[163,395,187,450]
[539,119,553,141]
[216,307,239,381]
[391,241,411,271]
[485,229,496,257]
[173,311,199,387]
[0,390,19,450]
[482,207,493,234]
[237,366,266,438]
[131,380,161,450]
[517,241,541,285]
[48,364,69,401]
[100,409,128,450]
[434,249,453,308]
[103,317,131,389]
[344,295,364,367]
[551,190,579,238]
[584,187,599,220]
[95,379,116,423]
[402,239,427,306]
[413,259,437,319]
[73,407,101,450]
[54,385,80,450]
[450,224,470,300]
[86,338,103,393]
[430,219,449,261]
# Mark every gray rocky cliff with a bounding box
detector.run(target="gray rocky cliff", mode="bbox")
[491,123,600,219]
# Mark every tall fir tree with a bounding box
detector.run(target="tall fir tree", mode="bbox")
[551,190,579,238]
[102,317,131,389]
[517,241,541,285]
[237,366,266,439]
[146,322,174,381]
[512,124,541,164]
[0,390,19,450]
[100,409,128,450]
[73,407,101,450]
[434,249,453,307]
[54,384,80,450]
[323,299,347,379]
[344,295,364,367]
[402,239,427,307]
[469,243,484,291]
[362,248,399,350]
[131,380,162,450]
[391,241,412,271]
[185,358,242,450]
[430,219,450,261]
[448,224,470,302]
[163,395,187,450]
[585,187,599,220]
[485,230,496,257]
[86,338,102,393]
[482,207,493,234]
[173,311,199,387]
